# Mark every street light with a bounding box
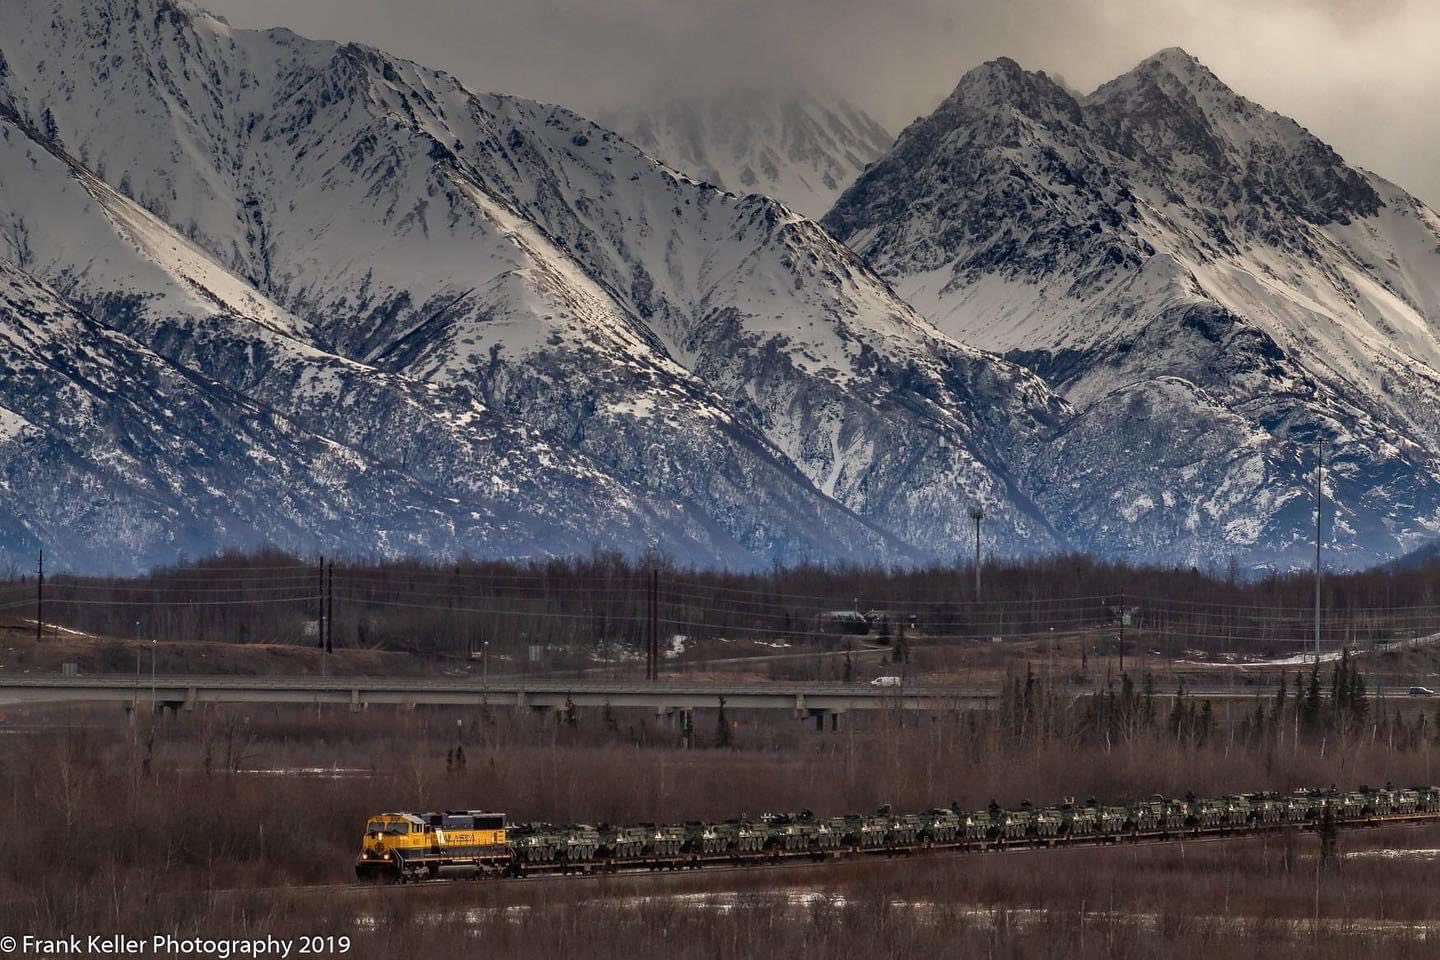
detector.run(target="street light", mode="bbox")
[968,508,985,601]
[481,640,489,704]
[1314,439,1324,665]
[150,637,157,714]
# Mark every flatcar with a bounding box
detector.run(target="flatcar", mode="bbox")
[357,783,1440,883]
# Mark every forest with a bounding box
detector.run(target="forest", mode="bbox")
[4,548,1440,665]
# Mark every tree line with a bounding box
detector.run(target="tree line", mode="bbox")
[6,547,1440,662]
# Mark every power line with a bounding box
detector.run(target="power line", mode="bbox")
[46,594,320,607]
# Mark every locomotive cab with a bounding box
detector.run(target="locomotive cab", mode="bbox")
[358,813,423,869]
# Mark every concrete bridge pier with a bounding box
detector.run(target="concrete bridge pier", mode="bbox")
[680,708,694,749]
[804,708,845,732]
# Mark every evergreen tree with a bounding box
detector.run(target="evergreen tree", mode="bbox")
[1169,681,1186,739]
[716,697,732,749]
[1119,672,1136,736]
[1302,667,1322,731]
[1329,652,1347,726]
[1347,667,1368,731]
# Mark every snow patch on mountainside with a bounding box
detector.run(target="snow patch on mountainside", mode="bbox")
[600,89,892,219]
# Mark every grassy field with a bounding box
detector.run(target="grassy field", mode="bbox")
[5,689,1440,957]
[9,548,1440,956]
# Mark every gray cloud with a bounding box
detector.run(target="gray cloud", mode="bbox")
[205,0,1440,206]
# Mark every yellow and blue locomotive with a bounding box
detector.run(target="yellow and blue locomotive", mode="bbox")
[355,810,509,881]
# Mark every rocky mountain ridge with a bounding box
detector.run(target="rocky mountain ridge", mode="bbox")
[825,48,1440,567]
[0,0,1065,570]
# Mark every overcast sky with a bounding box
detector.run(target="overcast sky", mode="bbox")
[205,0,1440,206]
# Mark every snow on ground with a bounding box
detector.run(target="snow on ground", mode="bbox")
[1177,630,1440,667]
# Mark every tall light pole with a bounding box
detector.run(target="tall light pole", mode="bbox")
[35,551,43,643]
[150,637,158,714]
[1314,440,1324,665]
[969,508,985,601]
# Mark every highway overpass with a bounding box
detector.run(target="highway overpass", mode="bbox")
[0,673,997,720]
[0,674,1428,726]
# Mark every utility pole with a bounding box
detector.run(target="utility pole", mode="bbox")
[1119,595,1125,675]
[647,570,659,681]
[317,555,326,651]
[35,550,43,643]
[325,560,335,654]
[481,640,490,704]
[969,508,984,601]
[1315,440,1324,666]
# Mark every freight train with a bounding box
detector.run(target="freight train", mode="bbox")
[355,784,1440,882]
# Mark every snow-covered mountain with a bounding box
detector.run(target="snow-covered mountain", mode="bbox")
[4,3,1433,572]
[0,0,1068,570]
[599,89,892,219]
[825,49,1440,568]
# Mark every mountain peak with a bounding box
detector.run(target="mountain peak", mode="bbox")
[948,57,1050,100]
[1083,46,1383,223]
[1140,46,1208,75]
[939,56,1081,125]
[1089,47,1235,109]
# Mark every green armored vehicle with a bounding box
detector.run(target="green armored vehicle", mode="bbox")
[645,823,686,856]
[1031,807,1063,838]
[1126,799,1164,832]
[888,814,924,845]
[963,811,991,840]
[1222,796,1252,826]
[990,807,1029,840]
[843,813,893,848]
[763,812,819,851]
[1061,802,1097,836]
[1242,793,1282,824]
[705,818,767,853]
[564,825,600,861]
[599,825,652,859]
[920,808,963,843]
[510,823,564,863]
[1097,805,1128,834]
[1188,797,1226,828]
